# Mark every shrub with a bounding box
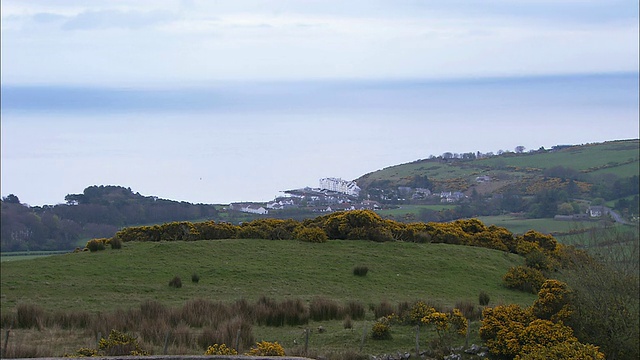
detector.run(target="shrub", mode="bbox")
[109,237,122,249]
[407,301,436,325]
[191,273,200,283]
[352,266,369,277]
[295,226,328,243]
[169,276,182,288]
[204,343,238,355]
[371,318,392,340]
[86,239,106,252]
[247,341,285,356]
[479,290,490,306]
[502,266,546,293]
[98,329,149,356]
[525,249,552,270]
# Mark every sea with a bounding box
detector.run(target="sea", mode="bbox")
[1,73,638,206]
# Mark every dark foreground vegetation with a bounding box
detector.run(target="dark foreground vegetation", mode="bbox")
[1,210,637,359]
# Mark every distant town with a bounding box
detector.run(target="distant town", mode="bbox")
[228,177,468,215]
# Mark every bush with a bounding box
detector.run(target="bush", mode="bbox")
[479,290,490,306]
[86,239,106,252]
[98,329,149,356]
[295,226,328,243]
[353,266,369,277]
[109,237,122,250]
[502,266,546,293]
[247,341,285,356]
[169,276,182,288]
[204,343,238,355]
[191,273,200,283]
[371,318,392,340]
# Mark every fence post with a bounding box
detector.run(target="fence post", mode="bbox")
[97,332,102,349]
[465,323,470,349]
[415,325,420,357]
[235,329,241,352]
[163,330,171,355]
[304,329,309,355]
[2,329,9,357]
[359,324,367,352]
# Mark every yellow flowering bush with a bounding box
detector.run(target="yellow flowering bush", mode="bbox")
[407,301,436,325]
[421,308,468,338]
[515,341,605,360]
[204,343,237,355]
[247,341,285,356]
[502,266,546,293]
[98,329,149,356]
[531,280,573,322]
[64,347,98,357]
[371,316,393,340]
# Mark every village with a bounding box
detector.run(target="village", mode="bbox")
[228,177,469,215]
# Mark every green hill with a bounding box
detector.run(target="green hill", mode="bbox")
[0,239,534,314]
[357,139,639,192]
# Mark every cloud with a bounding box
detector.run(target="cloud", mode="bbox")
[61,9,177,30]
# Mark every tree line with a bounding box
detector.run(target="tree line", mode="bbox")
[1,186,218,252]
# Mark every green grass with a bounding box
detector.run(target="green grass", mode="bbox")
[473,215,603,235]
[376,205,456,218]
[1,239,535,315]
[357,139,639,189]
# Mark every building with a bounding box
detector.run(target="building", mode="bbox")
[319,178,361,197]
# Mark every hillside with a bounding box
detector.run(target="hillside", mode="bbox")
[0,239,535,313]
[356,139,639,221]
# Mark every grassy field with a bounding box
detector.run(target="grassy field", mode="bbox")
[0,239,534,314]
[1,239,537,357]
[376,205,456,218]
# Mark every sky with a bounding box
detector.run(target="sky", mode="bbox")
[2,0,638,84]
[1,1,639,206]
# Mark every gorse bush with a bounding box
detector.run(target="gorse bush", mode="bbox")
[502,266,546,293]
[109,237,122,249]
[98,329,150,356]
[204,343,238,355]
[86,239,106,252]
[247,341,285,356]
[371,317,392,340]
[295,226,328,243]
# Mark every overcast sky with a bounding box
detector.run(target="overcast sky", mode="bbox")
[2,0,638,85]
[1,1,639,206]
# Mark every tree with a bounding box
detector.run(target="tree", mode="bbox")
[2,194,20,204]
[515,145,526,153]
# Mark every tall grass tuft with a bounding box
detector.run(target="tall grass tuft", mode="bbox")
[168,276,182,288]
[345,301,366,320]
[373,300,394,319]
[310,297,343,321]
[16,303,44,329]
[352,266,369,276]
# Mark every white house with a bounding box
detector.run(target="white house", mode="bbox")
[319,177,361,197]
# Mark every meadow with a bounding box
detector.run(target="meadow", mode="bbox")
[1,239,535,357]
